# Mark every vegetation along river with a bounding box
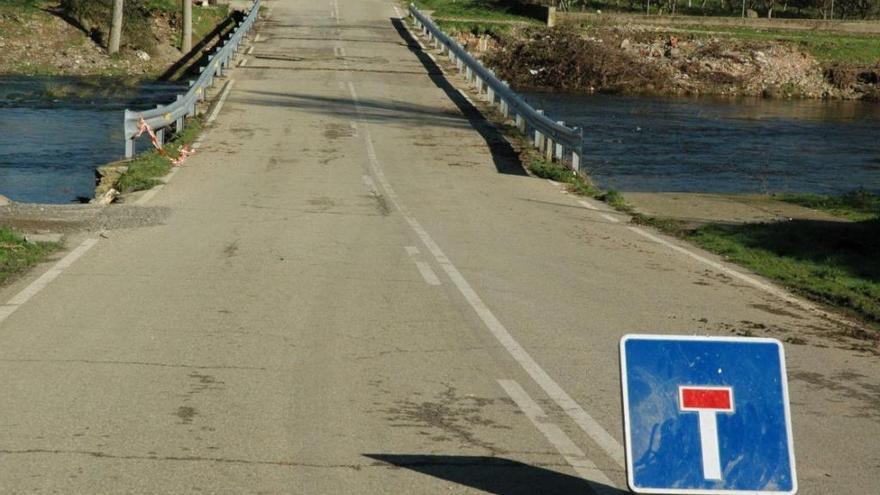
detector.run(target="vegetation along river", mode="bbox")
[524,93,880,195]
[0,76,185,204]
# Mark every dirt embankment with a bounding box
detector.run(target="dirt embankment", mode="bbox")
[0,3,232,78]
[460,26,880,99]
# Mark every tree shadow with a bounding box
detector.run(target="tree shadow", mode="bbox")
[158,9,245,82]
[365,454,629,494]
[388,17,527,176]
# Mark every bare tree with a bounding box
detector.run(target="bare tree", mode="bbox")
[109,0,123,54]
[183,0,193,52]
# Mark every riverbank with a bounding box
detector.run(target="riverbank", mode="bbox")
[0,0,232,78]
[403,13,878,335]
[414,0,880,99]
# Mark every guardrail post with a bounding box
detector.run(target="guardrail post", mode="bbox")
[487,85,495,104]
[572,127,584,172]
[500,98,509,118]
[534,110,545,151]
[516,113,525,132]
[156,128,165,147]
[176,95,185,132]
[555,121,565,160]
[545,135,554,161]
[465,66,472,83]
[475,77,483,93]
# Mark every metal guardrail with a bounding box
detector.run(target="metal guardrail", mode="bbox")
[408,4,584,171]
[123,0,261,158]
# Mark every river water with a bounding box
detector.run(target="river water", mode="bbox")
[524,93,880,195]
[0,76,185,204]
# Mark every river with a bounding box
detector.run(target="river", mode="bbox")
[524,93,880,195]
[0,76,185,204]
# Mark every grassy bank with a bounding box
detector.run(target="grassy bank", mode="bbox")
[0,227,61,286]
[528,150,880,328]
[116,116,203,193]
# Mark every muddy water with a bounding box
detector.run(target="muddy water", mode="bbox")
[0,76,185,204]
[524,93,880,195]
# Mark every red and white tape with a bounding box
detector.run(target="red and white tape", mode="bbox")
[134,117,195,167]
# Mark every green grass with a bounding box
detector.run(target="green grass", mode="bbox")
[117,116,203,193]
[0,0,41,13]
[0,227,61,286]
[668,24,880,64]
[689,219,880,326]
[776,190,880,221]
[412,0,539,22]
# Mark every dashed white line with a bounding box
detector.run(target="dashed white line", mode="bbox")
[254,33,262,43]
[347,80,625,469]
[500,380,619,494]
[0,238,99,326]
[405,246,420,256]
[246,45,255,55]
[414,261,441,286]
[238,58,249,67]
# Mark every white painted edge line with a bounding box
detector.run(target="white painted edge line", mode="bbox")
[405,245,420,256]
[577,199,599,211]
[254,33,262,43]
[547,179,560,187]
[206,79,236,125]
[500,380,619,494]
[0,238,99,326]
[333,0,340,22]
[600,213,620,224]
[238,57,249,67]
[347,80,626,468]
[393,5,403,17]
[456,88,475,106]
[246,45,255,55]
[627,226,805,308]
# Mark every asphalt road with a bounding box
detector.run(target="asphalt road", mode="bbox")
[0,0,877,493]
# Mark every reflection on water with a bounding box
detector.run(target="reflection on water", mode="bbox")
[524,93,880,195]
[0,76,185,204]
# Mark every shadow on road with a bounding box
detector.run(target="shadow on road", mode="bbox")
[364,454,630,495]
[388,17,527,176]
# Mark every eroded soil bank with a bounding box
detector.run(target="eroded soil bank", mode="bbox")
[459,25,880,99]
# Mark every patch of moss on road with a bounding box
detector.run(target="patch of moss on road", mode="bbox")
[0,227,61,286]
[116,116,203,193]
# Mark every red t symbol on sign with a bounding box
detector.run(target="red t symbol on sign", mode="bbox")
[679,386,735,480]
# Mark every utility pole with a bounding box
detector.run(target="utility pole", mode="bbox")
[109,0,123,54]
[183,0,193,52]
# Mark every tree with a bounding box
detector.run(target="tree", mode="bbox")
[183,0,192,52]
[109,0,123,54]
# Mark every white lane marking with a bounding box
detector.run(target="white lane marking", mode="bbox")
[547,179,560,187]
[332,0,340,23]
[0,238,99,326]
[600,213,620,224]
[254,33,262,43]
[206,79,235,124]
[238,57,249,67]
[577,200,599,211]
[347,80,625,468]
[414,261,441,286]
[134,168,178,205]
[334,46,342,57]
[628,226,804,307]
[405,246,420,256]
[246,45,255,55]
[393,5,403,17]
[427,53,437,62]
[500,380,619,493]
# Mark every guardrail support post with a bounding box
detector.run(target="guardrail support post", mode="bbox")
[176,95,185,132]
[125,140,134,158]
[465,66,472,83]
[156,128,165,147]
[545,136,554,161]
[516,114,525,132]
[555,121,565,160]
[534,110,545,150]
[487,85,495,104]
[500,99,509,118]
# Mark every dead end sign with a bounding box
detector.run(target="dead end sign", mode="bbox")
[619,335,797,494]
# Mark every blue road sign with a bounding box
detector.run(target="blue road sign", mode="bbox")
[619,335,797,495]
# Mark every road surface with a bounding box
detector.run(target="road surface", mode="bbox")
[0,0,877,493]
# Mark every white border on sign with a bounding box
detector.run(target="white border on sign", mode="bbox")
[618,334,798,495]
